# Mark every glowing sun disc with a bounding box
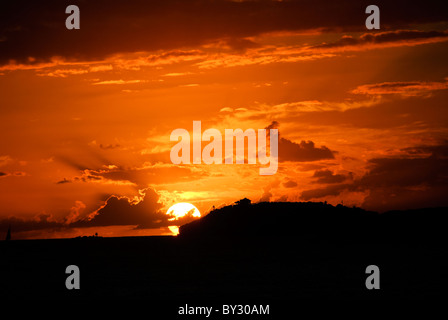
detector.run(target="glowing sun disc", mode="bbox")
[166,202,201,221]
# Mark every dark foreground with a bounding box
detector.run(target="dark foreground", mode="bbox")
[0,234,447,302]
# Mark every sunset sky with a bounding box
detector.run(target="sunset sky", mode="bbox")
[1,0,447,239]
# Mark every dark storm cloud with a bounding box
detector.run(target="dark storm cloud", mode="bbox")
[265,121,335,162]
[1,0,447,65]
[72,188,164,228]
[300,142,448,211]
[357,144,448,211]
[72,188,196,228]
[279,138,335,162]
[0,188,194,232]
[312,169,352,184]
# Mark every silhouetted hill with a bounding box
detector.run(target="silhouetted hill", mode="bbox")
[179,200,448,244]
[377,207,448,244]
[1,202,447,300]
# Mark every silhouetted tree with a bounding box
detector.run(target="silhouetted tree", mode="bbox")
[235,198,251,206]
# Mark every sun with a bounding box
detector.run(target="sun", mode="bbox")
[166,202,201,221]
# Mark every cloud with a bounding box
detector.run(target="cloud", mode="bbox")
[227,100,381,127]
[35,64,114,77]
[62,169,135,187]
[0,50,205,74]
[312,30,448,51]
[72,188,196,229]
[0,155,12,167]
[0,188,198,234]
[265,121,279,131]
[282,179,298,188]
[92,79,146,85]
[312,169,352,184]
[64,201,86,225]
[163,72,192,77]
[301,183,350,201]
[195,46,334,69]
[0,214,62,232]
[351,79,448,97]
[203,36,261,52]
[99,143,121,150]
[300,142,448,211]
[0,188,197,233]
[56,178,71,184]
[258,180,280,202]
[179,83,199,87]
[10,28,446,74]
[59,163,207,188]
[113,50,205,71]
[259,190,272,202]
[360,144,448,189]
[2,0,446,66]
[89,65,113,72]
[279,138,335,162]
[221,37,261,52]
[5,29,446,77]
[0,171,26,178]
[36,68,89,77]
[263,121,335,162]
[359,147,448,210]
[276,195,288,202]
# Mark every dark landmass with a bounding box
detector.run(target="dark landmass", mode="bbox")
[0,200,447,302]
[180,200,448,244]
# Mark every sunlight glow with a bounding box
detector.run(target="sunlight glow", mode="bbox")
[168,225,180,235]
[166,202,201,221]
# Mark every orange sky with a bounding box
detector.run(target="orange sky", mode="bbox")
[1,0,448,239]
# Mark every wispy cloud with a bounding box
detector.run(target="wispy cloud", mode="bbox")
[352,78,448,97]
[92,79,147,85]
[112,50,206,71]
[196,45,335,69]
[179,83,199,87]
[311,30,448,52]
[0,155,12,167]
[163,72,192,77]
[221,99,380,125]
[2,29,446,78]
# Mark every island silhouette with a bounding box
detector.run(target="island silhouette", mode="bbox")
[180,199,448,245]
[1,200,447,301]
